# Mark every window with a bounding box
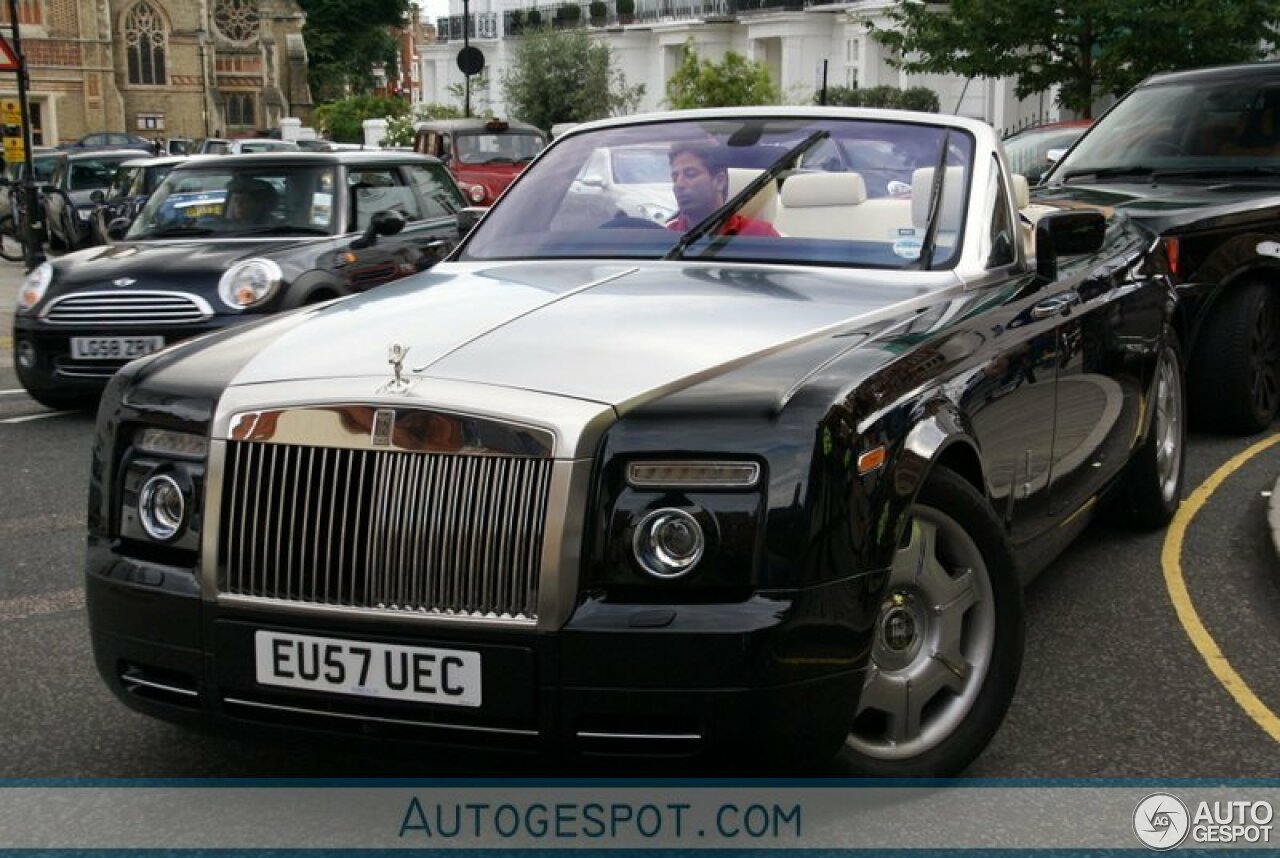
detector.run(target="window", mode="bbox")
[986,157,1015,268]
[403,164,464,219]
[225,93,255,128]
[348,167,422,231]
[125,1,167,86]
[213,0,259,42]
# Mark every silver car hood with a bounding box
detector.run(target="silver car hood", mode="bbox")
[215,260,958,454]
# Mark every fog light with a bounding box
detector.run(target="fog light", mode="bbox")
[138,473,187,541]
[16,339,35,368]
[633,508,704,579]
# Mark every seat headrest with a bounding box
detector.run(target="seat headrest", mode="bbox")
[1011,173,1030,210]
[779,171,868,208]
[726,167,779,222]
[911,166,965,230]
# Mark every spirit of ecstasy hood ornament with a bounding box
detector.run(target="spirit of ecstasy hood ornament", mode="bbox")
[379,343,415,394]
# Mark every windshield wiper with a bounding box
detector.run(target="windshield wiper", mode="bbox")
[237,225,332,237]
[140,225,215,237]
[480,156,517,165]
[664,129,831,261]
[912,130,951,271]
[1058,165,1155,183]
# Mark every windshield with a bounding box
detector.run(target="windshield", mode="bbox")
[127,164,339,239]
[454,131,545,165]
[461,117,973,269]
[1052,79,1280,180]
[69,157,133,191]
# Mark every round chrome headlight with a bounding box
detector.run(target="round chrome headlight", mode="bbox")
[632,508,705,579]
[217,258,283,309]
[138,473,187,541]
[469,184,487,203]
[17,261,52,312]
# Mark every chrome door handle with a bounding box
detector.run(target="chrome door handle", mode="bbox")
[1030,291,1079,320]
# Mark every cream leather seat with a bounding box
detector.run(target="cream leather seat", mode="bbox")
[775,171,868,238]
[726,167,780,225]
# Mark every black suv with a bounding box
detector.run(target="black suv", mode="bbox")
[1035,61,1280,433]
[13,150,466,410]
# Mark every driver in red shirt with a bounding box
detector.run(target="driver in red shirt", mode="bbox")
[666,143,779,237]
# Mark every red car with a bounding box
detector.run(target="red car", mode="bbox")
[413,117,547,205]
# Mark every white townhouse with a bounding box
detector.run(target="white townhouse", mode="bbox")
[415,0,1061,133]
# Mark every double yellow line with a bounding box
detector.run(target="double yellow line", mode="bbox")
[1161,432,1280,742]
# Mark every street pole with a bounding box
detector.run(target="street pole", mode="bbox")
[462,0,471,118]
[8,0,42,270]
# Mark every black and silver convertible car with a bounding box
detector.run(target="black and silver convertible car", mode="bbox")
[14,150,466,410]
[86,108,1185,776]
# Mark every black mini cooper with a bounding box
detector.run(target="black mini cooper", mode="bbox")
[13,150,466,410]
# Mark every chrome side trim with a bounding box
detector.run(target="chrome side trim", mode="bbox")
[200,438,228,605]
[122,675,200,698]
[576,731,702,741]
[222,697,539,737]
[216,594,537,628]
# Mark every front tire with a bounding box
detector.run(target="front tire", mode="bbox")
[1109,333,1186,529]
[1189,281,1280,434]
[835,466,1024,777]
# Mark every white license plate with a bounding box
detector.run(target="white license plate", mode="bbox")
[69,336,164,360]
[254,630,482,707]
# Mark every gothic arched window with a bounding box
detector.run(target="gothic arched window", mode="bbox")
[125,1,166,86]
[213,0,259,43]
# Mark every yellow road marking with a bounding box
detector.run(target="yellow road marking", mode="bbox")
[1162,432,1280,743]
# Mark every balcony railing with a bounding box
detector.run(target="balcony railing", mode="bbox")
[487,0,816,35]
[436,11,499,42]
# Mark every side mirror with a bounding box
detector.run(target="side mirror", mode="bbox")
[90,190,105,204]
[351,209,407,248]
[456,206,485,236]
[106,216,131,241]
[1046,148,1066,165]
[1034,209,1106,281]
[578,174,605,189]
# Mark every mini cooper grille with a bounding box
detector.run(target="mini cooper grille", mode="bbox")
[218,442,552,621]
[44,291,211,325]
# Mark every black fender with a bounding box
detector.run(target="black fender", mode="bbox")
[277,270,348,311]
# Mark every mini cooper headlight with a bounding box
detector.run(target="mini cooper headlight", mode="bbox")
[469,184,487,203]
[138,473,187,542]
[217,258,283,309]
[633,508,705,579]
[639,202,676,224]
[17,262,52,311]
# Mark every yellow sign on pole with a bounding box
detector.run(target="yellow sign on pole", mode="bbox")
[0,99,20,127]
[4,135,25,162]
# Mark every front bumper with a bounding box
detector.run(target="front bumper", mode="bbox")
[13,314,249,399]
[86,538,871,766]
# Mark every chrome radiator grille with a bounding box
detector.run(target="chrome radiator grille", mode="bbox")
[218,441,552,621]
[44,291,211,325]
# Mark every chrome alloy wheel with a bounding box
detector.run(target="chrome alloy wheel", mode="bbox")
[846,507,996,760]
[1153,346,1184,504]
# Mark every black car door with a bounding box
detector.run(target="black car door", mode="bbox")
[342,163,457,290]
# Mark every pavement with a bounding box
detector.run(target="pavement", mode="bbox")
[1271,475,1280,562]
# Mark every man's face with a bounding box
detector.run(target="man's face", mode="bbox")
[670,151,725,221]
[225,191,254,221]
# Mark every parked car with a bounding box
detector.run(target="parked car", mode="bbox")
[192,137,232,155]
[166,138,193,156]
[1003,120,1092,184]
[228,139,300,154]
[87,155,188,245]
[1038,60,1280,433]
[81,108,1184,776]
[42,149,148,250]
[568,144,676,224]
[13,150,466,409]
[413,117,547,205]
[58,132,154,153]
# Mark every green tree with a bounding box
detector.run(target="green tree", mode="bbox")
[314,94,409,143]
[665,40,779,109]
[501,29,644,131]
[874,0,1280,117]
[820,85,939,112]
[298,0,410,101]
